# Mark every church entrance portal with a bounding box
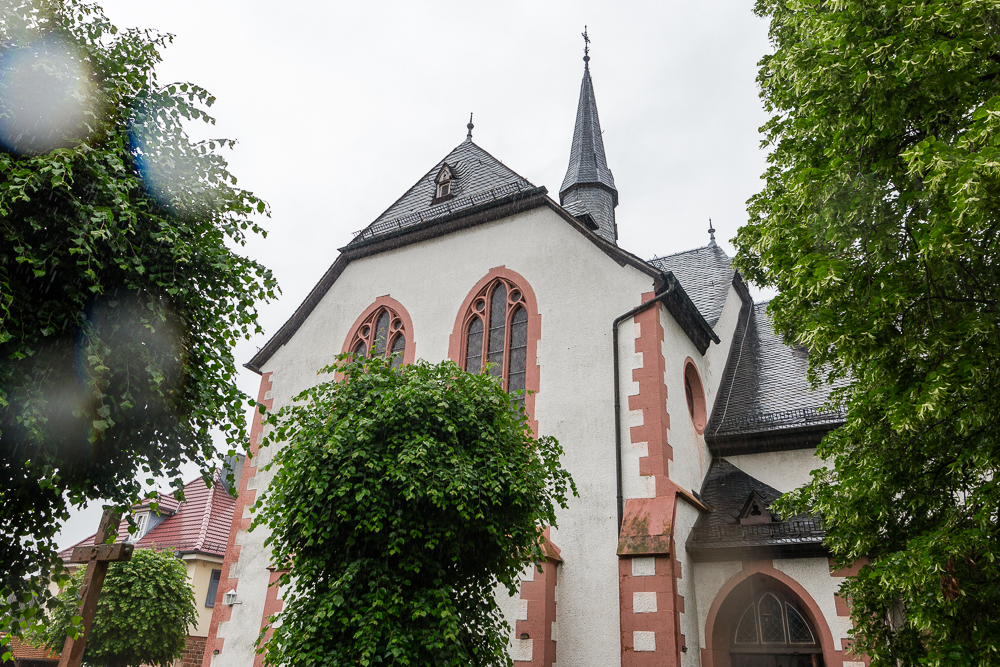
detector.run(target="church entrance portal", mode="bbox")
[712,574,825,667]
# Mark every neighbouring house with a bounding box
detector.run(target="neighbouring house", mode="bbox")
[205,45,861,667]
[0,637,58,667]
[58,464,240,667]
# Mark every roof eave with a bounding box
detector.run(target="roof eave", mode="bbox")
[705,421,843,456]
[659,272,722,354]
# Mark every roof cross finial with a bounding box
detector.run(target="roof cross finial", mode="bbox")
[582,26,590,67]
[466,112,474,142]
[708,218,717,247]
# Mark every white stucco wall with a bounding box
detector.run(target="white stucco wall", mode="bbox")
[673,501,702,667]
[691,560,743,651]
[773,557,853,651]
[660,306,712,495]
[702,286,744,405]
[215,205,660,667]
[725,449,824,493]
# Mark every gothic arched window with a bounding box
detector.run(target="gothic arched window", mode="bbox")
[461,277,528,395]
[731,590,821,663]
[349,305,407,368]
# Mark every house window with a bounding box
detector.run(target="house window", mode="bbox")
[462,277,528,396]
[349,305,407,368]
[205,569,222,607]
[129,512,148,543]
[436,180,451,198]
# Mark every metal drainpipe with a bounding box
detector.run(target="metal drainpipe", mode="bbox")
[612,278,675,535]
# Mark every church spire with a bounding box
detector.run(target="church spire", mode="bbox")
[559,29,619,243]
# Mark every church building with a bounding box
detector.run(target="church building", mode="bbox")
[203,46,863,667]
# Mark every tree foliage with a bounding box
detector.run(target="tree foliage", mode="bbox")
[735,1,1000,665]
[0,0,276,635]
[253,357,576,667]
[37,548,197,667]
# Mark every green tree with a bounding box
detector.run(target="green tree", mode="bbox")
[735,1,1000,665]
[0,0,276,637]
[37,548,198,667]
[253,357,576,667]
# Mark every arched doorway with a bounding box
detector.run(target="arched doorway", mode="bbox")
[708,572,829,667]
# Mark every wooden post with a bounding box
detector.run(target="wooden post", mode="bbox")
[57,509,134,667]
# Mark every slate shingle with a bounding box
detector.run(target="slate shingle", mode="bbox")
[558,63,619,244]
[348,140,535,245]
[687,458,825,557]
[648,244,735,328]
[707,302,845,441]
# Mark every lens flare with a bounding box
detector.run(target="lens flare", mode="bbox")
[0,36,101,154]
[129,99,218,217]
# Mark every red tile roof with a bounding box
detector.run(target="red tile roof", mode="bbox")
[3,636,59,662]
[58,474,236,562]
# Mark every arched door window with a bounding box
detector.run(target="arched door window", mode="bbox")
[731,590,823,667]
[461,277,528,395]
[350,305,407,368]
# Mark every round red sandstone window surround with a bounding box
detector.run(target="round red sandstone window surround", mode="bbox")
[684,360,707,434]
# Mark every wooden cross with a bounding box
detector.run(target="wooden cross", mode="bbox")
[58,509,134,667]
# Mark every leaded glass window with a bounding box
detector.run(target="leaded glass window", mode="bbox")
[731,590,821,651]
[786,603,815,644]
[735,604,758,644]
[461,278,529,399]
[350,305,407,366]
[759,594,786,643]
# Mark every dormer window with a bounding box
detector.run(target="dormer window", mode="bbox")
[433,164,454,203]
[129,511,149,543]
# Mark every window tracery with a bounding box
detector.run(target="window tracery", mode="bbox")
[350,305,407,368]
[461,277,528,395]
[732,590,819,648]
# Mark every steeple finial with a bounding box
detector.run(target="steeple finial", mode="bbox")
[582,26,590,67]
[708,219,717,247]
[466,113,474,142]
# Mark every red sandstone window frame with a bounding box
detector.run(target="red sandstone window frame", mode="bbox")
[683,358,707,434]
[342,296,416,367]
[449,267,540,434]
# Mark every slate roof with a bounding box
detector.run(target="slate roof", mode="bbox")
[59,474,235,561]
[706,301,846,454]
[686,458,825,560]
[347,140,537,245]
[559,63,617,200]
[559,61,619,244]
[648,245,736,328]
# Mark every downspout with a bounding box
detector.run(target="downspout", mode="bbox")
[612,276,675,535]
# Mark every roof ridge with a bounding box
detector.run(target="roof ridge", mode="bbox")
[194,474,216,552]
[650,243,728,261]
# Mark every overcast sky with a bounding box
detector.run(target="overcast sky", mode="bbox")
[55,0,774,548]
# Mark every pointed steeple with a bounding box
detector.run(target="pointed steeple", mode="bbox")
[560,30,619,243]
